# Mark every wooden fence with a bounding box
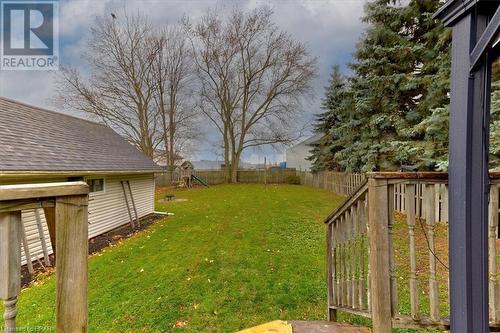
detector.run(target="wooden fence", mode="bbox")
[156,168,298,186]
[299,171,366,196]
[325,172,500,332]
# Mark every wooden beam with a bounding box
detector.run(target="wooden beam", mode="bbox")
[0,182,88,201]
[0,199,54,213]
[55,194,88,333]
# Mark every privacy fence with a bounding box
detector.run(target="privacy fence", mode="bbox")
[155,170,449,222]
[155,168,299,186]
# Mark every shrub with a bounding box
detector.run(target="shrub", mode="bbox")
[285,174,301,185]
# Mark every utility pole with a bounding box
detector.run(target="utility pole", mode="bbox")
[264,157,267,185]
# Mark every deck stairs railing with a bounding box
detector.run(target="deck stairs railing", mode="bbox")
[326,172,500,332]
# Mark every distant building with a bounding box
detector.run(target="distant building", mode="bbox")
[286,134,322,171]
[183,160,267,170]
[188,160,225,170]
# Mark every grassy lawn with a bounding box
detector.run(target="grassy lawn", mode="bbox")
[10,184,343,332]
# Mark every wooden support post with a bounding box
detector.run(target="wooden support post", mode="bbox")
[0,211,22,333]
[55,195,88,333]
[367,178,392,333]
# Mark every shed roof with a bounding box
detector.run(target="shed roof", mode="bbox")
[0,97,161,173]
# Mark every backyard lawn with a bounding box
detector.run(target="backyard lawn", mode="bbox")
[10,184,343,332]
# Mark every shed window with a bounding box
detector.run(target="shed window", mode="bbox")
[87,178,104,193]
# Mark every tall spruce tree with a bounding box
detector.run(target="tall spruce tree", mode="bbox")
[321,0,450,172]
[490,61,500,169]
[309,65,346,171]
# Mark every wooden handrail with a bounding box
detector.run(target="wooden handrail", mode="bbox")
[0,182,88,201]
[0,182,89,333]
[326,173,500,332]
[324,179,368,224]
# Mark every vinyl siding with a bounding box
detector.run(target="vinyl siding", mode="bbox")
[1,173,155,265]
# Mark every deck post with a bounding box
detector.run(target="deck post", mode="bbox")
[55,194,88,333]
[0,211,22,333]
[367,177,392,333]
[434,1,499,331]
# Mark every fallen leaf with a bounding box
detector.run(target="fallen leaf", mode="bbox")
[174,320,187,328]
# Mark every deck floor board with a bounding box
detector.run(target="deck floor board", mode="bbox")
[290,321,371,333]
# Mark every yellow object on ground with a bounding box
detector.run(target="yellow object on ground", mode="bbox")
[236,320,293,333]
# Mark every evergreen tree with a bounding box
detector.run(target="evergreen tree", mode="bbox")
[321,0,450,172]
[489,63,500,169]
[309,65,347,171]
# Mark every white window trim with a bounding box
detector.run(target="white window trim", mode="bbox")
[85,177,106,194]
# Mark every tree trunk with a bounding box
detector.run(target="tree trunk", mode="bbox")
[168,86,176,179]
[230,151,241,183]
[223,127,231,183]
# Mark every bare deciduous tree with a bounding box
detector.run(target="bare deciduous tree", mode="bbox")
[151,26,199,175]
[186,8,317,182]
[56,14,160,158]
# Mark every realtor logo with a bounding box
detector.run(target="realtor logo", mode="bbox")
[0,0,59,70]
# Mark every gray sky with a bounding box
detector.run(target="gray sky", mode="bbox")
[0,0,367,164]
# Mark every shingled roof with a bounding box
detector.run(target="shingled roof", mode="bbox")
[0,97,161,173]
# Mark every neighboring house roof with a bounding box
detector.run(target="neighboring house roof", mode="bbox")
[0,97,161,173]
[287,133,323,150]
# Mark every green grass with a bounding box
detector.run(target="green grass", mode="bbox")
[10,184,344,332]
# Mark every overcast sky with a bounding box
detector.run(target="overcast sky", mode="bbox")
[0,0,368,164]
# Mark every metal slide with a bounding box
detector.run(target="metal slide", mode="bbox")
[191,174,209,187]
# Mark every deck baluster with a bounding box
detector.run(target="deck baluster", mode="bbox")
[0,211,22,333]
[351,205,359,309]
[489,184,500,323]
[388,184,398,316]
[406,183,420,320]
[425,184,440,322]
[359,196,368,310]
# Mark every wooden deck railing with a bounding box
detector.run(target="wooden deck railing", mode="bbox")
[0,182,89,333]
[325,172,500,332]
